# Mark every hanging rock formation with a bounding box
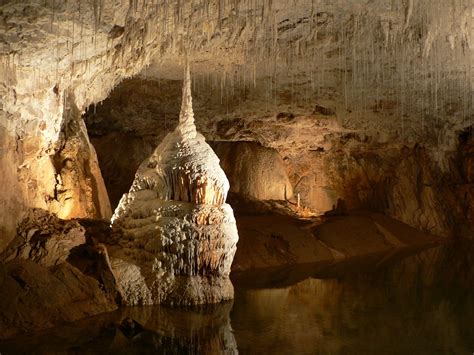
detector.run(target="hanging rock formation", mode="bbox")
[110,62,239,306]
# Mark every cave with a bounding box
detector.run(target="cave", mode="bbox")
[0,0,473,353]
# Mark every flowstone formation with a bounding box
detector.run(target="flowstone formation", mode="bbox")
[110,62,239,306]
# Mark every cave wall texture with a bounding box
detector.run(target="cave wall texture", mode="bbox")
[1,0,473,252]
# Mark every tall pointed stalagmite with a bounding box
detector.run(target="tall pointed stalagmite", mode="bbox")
[109,60,239,306]
[177,59,197,138]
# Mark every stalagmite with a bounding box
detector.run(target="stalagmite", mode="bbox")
[109,60,239,306]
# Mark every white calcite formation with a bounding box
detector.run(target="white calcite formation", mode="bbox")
[110,62,239,306]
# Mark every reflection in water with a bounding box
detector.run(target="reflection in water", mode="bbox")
[0,302,237,354]
[237,240,473,355]
[0,241,473,354]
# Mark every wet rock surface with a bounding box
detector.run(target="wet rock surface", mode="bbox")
[231,197,440,272]
[0,259,117,340]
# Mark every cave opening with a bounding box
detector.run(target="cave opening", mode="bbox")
[1,0,473,353]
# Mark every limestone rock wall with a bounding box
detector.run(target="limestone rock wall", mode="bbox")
[0,259,116,340]
[48,100,112,220]
[0,0,151,249]
[0,106,112,251]
[0,124,22,252]
[212,141,293,201]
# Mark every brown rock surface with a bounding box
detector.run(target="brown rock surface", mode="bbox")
[48,101,112,220]
[0,211,120,339]
[0,209,86,267]
[232,207,439,272]
[0,125,23,252]
[0,260,116,340]
[212,141,293,200]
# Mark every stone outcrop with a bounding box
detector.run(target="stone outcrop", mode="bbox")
[0,0,471,344]
[0,210,117,339]
[0,259,116,340]
[110,63,239,305]
[0,209,86,267]
[231,202,439,273]
[0,1,142,250]
[0,101,112,253]
[47,98,112,220]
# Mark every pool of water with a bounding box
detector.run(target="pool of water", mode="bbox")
[1,241,473,354]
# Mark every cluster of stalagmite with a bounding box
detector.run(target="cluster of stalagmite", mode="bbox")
[109,62,239,305]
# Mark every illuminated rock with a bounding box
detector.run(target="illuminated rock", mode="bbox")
[212,141,294,201]
[110,62,239,305]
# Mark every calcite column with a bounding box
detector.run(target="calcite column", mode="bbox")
[110,61,239,305]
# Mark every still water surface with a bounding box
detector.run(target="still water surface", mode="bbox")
[1,241,473,354]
